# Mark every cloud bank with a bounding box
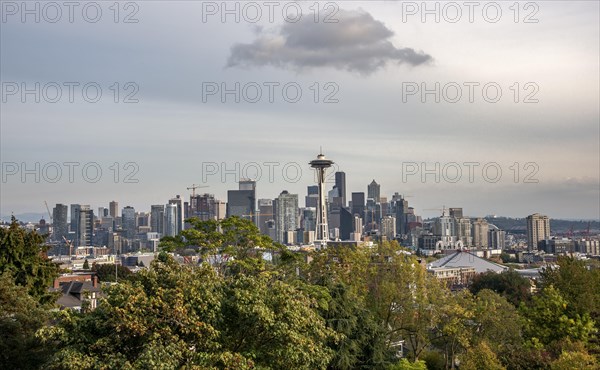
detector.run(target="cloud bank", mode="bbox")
[227,9,432,74]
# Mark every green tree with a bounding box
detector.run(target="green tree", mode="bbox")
[388,358,427,370]
[470,270,531,307]
[82,258,89,270]
[40,252,335,369]
[550,349,598,369]
[539,256,600,320]
[459,341,506,370]
[367,242,448,361]
[0,216,59,303]
[92,263,132,282]
[0,272,53,368]
[520,285,596,346]
[471,289,523,356]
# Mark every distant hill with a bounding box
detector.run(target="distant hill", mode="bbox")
[1,213,47,223]
[485,217,598,235]
[423,216,599,235]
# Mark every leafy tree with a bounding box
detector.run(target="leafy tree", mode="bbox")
[40,252,335,369]
[366,242,448,361]
[319,282,391,369]
[471,289,523,356]
[550,349,598,369]
[92,263,132,282]
[388,358,427,370]
[539,256,600,320]
[0,216,59,303]
[0,272,53,369]
[434,290,475,368]
[82,258,89,270]
[520,285,596,346]
[470,270,531,307]
[459,341,506,370]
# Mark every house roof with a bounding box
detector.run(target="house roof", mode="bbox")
[427,250,508,274]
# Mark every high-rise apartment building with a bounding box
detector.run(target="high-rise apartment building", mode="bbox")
[168,195,185,234]
[472,218,489,248]
[164,203,178,237]
[526,213,550,251]
[274,191,298,244]
[75,205,93,247]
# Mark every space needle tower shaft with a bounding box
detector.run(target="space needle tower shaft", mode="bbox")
[309,152,334,247]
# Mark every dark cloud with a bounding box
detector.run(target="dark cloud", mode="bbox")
[227,9,432,74]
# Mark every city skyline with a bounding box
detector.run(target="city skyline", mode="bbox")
[1,1,598,220]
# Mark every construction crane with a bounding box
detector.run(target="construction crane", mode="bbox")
[187,184,209,197]
[44,201,53,221]
[424,206,447,216]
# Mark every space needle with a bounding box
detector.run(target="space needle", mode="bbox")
[309,151,334,248]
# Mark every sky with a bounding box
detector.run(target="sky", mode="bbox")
[1,1,599,220]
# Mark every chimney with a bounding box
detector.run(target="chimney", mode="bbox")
[53,278,60,289]
[93,275,98,288]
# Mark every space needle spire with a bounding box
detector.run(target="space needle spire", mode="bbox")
[309,151,334,248]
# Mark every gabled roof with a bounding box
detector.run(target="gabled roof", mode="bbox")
[427,250,507,274]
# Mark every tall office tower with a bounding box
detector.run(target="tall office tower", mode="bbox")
[305,185,319,208]
[164,203,178,237]
[76,205,93,247]
[109,201,119,218]
[391,193,408,236]
[52,203,68,241]
[310,153,334,246]
[488,226,506,249]
[526,213,550,251]
[121,206,136,239]
[274,191,298,244]
[351,192,365,220]
[257,199,274,235]
[227,180,256,221]
[168,195,185,234]
[454,217,472,246]
[70,204,81,233]
[449,207,463,218]
[302,207,317,234]
[472,218,489,248]
[150,205,165,234]
[367,179,381,203]
[380,216,397,240]
[339,207,353,241]
[335,171,346,207]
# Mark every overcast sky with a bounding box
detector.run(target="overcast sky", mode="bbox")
[1,1,599,220]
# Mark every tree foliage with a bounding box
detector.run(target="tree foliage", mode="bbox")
[0,217,59,303]
[539,256,600,320]
[470,270,531,307]
[0,272,53,369]
[92,263,132,283]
